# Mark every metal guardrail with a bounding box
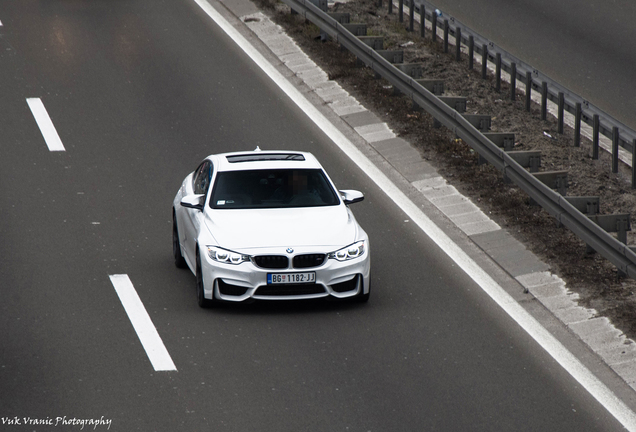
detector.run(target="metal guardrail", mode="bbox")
[414,0,636,168]
[279,0,636,279]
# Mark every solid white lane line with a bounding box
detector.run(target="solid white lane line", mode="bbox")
[26,98,65,152]
[109,274,177,372]
[191,1,636,429]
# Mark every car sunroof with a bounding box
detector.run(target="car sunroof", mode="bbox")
[226,153,306,163]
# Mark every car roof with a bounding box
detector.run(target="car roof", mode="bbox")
[207,150,324,172]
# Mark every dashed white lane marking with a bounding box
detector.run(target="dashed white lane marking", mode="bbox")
[193,1,636,429]
[26,98,65,152]
[109,274,176,372]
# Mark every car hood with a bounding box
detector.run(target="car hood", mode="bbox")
[204,205,357,251]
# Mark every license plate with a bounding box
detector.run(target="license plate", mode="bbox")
[267,272,316,284]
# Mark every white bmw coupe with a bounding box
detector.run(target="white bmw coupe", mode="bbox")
[172,149,370,307]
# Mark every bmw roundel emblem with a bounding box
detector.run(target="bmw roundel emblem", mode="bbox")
[286,248,294,254]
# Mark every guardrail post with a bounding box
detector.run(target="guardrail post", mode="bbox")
[399,0,404,22]
[431,10,437,41]
[439,96,467,113]
[525,72,532,111]
[632,138,636,188]
[376,50,404,63]
[395,63,423,78]
[530,154,541,172]
[455,27,462,61]
[416,79,445,95]
[586,214,632,258]
[484,133,515,151]
[313,0,327,11]
[556,174,567,196]
[462,114,491,132]
[612,126,619,173]
[358,36,384,50]
[574,103,582,147]
[481,44,488,79]
[541,82,548,120]
[444,20,449,53]
[495,53,501,92]
[592,114,600,159]
[343,23,368,36]
[566,197,600,216]
[588,214,631,245]
[558,92,564,134]
[329,12,350,24]
[419,5,425,38]
[532,171,568,197]
[510,63,517,101]
[468,36,474,69]
[409,0,414,31]
[618,218,630,245]
[507,151,542,172]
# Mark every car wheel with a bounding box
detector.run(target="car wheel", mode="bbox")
[172,213,187,269]
[196,251,215,308]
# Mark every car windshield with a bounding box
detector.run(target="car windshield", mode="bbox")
[210,169,340,209]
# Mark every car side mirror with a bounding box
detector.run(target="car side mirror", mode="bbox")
[339,190,364,205]
[180,194,205,211]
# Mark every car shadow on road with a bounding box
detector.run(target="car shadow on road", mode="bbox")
[203,297,368,316]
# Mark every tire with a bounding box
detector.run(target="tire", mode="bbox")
[172,213,187,269]
[196,251,215,308]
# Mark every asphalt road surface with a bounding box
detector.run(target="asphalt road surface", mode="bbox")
[0,0,633,430]
[426,0,636,132]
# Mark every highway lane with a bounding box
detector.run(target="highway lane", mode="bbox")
[0,0,631,430]
[424,0,636,132]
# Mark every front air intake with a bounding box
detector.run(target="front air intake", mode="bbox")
[292,254,326,269]
[253,255,289,269]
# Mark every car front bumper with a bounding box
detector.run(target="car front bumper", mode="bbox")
[200,249,370,302]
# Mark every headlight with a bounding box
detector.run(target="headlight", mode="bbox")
[328,241,366,261]
[207,246,250,265]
